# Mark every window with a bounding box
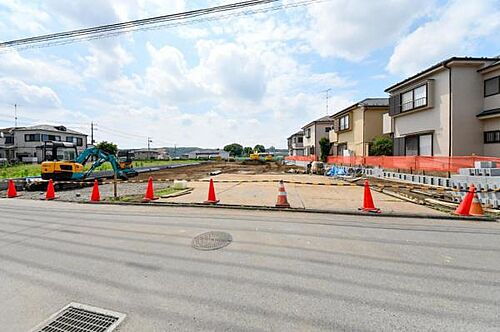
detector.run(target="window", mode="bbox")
[484,130,500,144]
[310,146,315,155]
[339,115,349,130]
[66,136,84,146]
[405,135,418,156]
[400,84,427,112]
[325,127,331,133]
[25,134,41,142]
[405,133,433,156]
[484,76,500,97]
[42,134,61,142]
[337,143,347,156]
[419,134,432,156]
[5,136,14,144]
[297,137,303,143]
[306,128,311,138]
[401,91,413,112]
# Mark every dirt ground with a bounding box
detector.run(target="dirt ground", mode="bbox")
[3,161,446,216]
[163,173,446,216]
[135,161,294,181]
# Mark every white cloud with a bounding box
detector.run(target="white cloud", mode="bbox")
[0,51,82,85]
[84,43,134,81]
[387,0,500,76]
[0,78,61,108]
[195,40,268,101]
[306,0,434,60]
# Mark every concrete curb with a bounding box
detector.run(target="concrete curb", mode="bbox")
[65,199,496,222]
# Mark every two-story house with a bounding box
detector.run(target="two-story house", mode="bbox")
[385,56,500,157]
[0,125,88,162]
[287,131,304,156]
[329,98,389,156]
[301,116,334,157]
[0,128,16,162]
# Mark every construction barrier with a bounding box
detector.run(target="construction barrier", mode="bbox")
[326,156,500,174]
[285,155,317,162]
[3,177,500,193]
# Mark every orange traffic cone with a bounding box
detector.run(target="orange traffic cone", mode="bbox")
[44,179,57,200]
[7,180,18,198]
[469,191,484,216]
[143,177,158,202]
[275,180,290,208]
[204,178,219,204]
[454,184,475,216]
[90,179,100,202]
[359,180,381,213]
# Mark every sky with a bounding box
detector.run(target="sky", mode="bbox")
[0,0,499,149]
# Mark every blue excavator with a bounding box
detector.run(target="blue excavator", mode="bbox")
[40,141,138,181]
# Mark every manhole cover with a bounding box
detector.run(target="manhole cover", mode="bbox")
[30,303,126,332]
[192,231,232,250]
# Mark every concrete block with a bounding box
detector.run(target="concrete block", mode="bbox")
[475,161,496,169]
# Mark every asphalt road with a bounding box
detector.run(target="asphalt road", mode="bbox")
[0,199,499,331]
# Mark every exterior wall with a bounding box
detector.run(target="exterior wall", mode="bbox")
[382,113,393,134]
[483,67,500,111]
[302,124,315,156]
[393,69,451,156]
[337,109,363,156]
[451,65,485,155]
[363,108,388,155]
[482,117,500,156]
[12,129,87,162]
[328,129,338,143]
[302,122,333,157]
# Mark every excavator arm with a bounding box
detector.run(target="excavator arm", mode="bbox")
[74,147,134,180]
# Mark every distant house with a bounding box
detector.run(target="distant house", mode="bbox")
[385,56,500,156]
[287,131,304,156]
[133,149,160,160]
[187,149,230,159]
[329,98,389,156]
[301,116,334,157]
[0,125,87,163]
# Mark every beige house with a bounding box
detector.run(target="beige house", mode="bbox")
[301,116,334,157]
[385,56,500,156]
[329,98,389,156]
[287,131,304,156]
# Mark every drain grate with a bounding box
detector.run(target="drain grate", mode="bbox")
[192,231,233,250]
[31,303,126,332]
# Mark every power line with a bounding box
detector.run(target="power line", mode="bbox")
[0,0,330,53]
[0,0,278,51]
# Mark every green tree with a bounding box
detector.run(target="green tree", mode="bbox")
[254,144,265,153]
[243,147,254,156]
[268,146,276,152]
[224,143,244,157]
[369,136,393,156]
[96,141,118,155]
[319,137,330,162]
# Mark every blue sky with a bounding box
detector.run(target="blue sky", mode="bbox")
[0,0,499,149]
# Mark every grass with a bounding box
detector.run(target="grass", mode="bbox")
[0,159,200,179]
[0,164,41,179]
[106,186,186,203]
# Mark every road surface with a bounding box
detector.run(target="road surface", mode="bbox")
[0,199,499,331]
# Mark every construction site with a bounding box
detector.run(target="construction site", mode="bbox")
[3,157,496,219]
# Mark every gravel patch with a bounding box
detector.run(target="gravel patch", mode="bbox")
[16,181,173,202]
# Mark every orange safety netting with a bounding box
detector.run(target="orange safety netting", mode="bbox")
[326,156,500,173]
[285,155,317,162]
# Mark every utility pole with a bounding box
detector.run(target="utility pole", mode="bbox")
[90,122,95,146]
[324,88,332,115]
[147,137,153,160]
[14,104,19,127]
